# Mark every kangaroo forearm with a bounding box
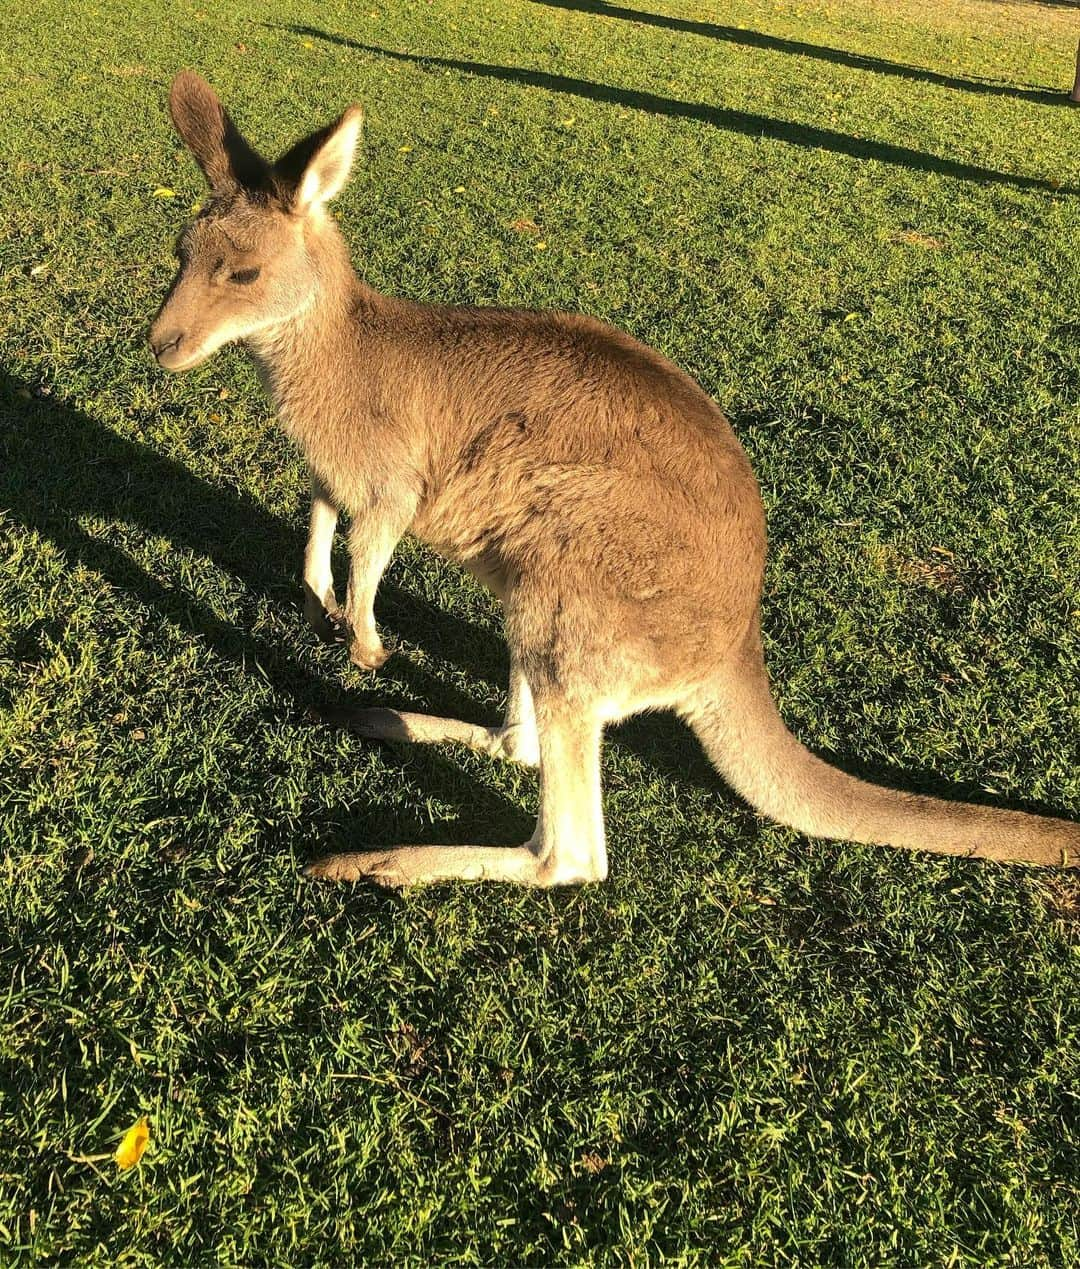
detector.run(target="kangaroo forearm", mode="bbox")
[303,471,339,606]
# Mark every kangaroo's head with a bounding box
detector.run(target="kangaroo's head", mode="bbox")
[148,72,362,371]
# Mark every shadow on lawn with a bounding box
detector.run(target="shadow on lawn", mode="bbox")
[283,27,1074,196]
[0,371,536,862]
[530,0,1065,103]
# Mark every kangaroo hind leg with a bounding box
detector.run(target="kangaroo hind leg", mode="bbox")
[316,655,541,766]
[305,697,605,886]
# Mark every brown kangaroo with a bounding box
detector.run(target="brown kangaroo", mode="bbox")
[149,72,1078,885]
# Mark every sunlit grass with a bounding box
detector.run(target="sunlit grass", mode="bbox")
[1,0,1078,1262]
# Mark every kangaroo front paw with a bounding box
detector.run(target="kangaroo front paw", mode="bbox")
[303,584,349,643]
[349,636,391,671]
[312,608,352,645]
[324,608,352,644]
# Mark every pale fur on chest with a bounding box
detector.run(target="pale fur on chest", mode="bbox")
[254,336,420,519]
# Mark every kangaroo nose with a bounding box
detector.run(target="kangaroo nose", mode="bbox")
[150,332,183,360]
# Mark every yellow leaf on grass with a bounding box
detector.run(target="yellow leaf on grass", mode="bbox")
[115,1116,150,1169]
[152,187,176,198]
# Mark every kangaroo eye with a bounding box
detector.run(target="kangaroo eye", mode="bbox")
[229,267,261,285]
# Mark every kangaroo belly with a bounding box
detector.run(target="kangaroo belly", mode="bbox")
[414,456,764,674]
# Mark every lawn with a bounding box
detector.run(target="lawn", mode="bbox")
[1,0,1079,1262]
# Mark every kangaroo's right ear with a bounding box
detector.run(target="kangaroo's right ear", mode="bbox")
[168,71,271,195]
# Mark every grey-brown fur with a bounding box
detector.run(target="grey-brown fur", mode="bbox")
[148,72,1079,884]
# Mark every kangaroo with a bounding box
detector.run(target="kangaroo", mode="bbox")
[149,72,1078,885]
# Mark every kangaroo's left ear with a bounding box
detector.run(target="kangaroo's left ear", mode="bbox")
[274,106,363,214]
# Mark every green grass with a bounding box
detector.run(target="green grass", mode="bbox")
[2,0,1079,1262]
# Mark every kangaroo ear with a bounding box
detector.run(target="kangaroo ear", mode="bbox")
[274,106,363,214]
[168,70,271,195]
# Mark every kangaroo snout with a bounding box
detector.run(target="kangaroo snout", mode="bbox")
[148,318,210,371]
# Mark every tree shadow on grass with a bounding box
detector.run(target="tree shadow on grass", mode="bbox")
[530,0,1066,103]
[281,27,1074,196]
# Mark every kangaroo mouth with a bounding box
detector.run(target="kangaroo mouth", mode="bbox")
[157,347,210,372]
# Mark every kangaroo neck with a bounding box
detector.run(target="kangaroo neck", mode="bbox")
[246,263,377,446]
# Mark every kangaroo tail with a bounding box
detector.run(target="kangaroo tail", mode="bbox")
[687,630,1079,867]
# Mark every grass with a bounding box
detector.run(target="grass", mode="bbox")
[1,0,1079,1262]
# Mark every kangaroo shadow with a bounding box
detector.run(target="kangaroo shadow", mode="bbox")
[0,372,536,859]
[281,27,1074,196]
[529,0,1065,103]
[0,371,732,834]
